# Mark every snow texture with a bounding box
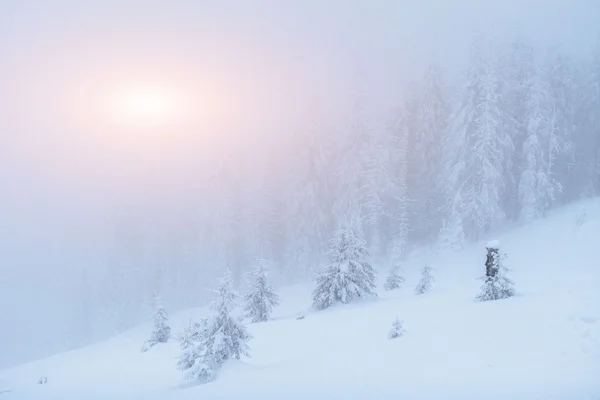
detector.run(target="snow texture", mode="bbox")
[1,200,600,399]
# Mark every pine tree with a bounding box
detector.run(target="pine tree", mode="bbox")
[411,64,450,241]
[360,121,394,259]
[577,42,600,196]
[176,319,203,372]
[383,263,404,291]
[243,259,280,323]
[312,224,377,310]
[518,70,562,221]
[442,36,513,240]
[177,271,251,383]
[476,241,515,301]
[415,265,434,295]
[390,103,411,254]
[141,290,171,352]
[496,39,536,220]
[545,50,576,201]
[437,192,466,251]
[286,128,333,278]
[388,318,406,339]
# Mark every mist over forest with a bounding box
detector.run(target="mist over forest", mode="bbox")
[1,0,599,369]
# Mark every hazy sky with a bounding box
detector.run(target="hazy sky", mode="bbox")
[1,0,599,368]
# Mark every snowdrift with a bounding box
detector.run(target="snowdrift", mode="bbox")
[1,199,599,400]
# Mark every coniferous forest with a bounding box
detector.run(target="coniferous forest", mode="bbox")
[95,36,600,336]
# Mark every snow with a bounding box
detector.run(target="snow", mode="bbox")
[2,199,600,399]
[486,239,501,248]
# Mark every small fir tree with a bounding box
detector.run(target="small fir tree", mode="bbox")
[141,290,171,352]
[177,270,252,383]
[312,225,377,310]
[415,265,434,295]
[476,241,515,301]
[243,259,280,323]
[176,319,203,372]
[388,318,406,339]
[383,263,404,291]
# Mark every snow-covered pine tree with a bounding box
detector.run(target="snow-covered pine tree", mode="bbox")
[384,227,406,291]
[410,64,450,242]
[476,241,515,301]
[384,263,404,291]
[437,192,466,251]
[545,49,576,201]
[518,69,561,221]
[141,290,171,352]
[389,100,411,253]
[576,42,600,196]
[441,35,513,240]
[498,39,536,220]
[285,127,334,279]
[312,223,377,310]
[243,259,280,323]
[388,318,406,339]
[177,270,251,383]
[176,319,203,372]
[415,265,434,295]
[360,120,394,260]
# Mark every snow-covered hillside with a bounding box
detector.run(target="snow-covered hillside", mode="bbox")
[2,200,600,400]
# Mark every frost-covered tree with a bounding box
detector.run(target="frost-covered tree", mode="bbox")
[389,101,412,252]
[415,265,434,295]
[410,64,450,240]
[576,43,600,196]
[476,241,515,301]
[141,290,171,352]
[285,127,334,278]
[177,271,251,383]
[383,263,404,291]
[545,50,576,200]
[518,71,562,221]
[388,318,406,339]
[176,319,203,372]
[498,39,535,219]
[312,223,377,310]
[360,121,394,259]
[442,36,513,239]
[437,193,466,251]
[243,259,280,322]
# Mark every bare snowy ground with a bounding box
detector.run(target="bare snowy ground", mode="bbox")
[2,199,600,399]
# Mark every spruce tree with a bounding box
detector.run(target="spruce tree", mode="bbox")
[441,36,513,240]
[177,270,251,383]
[388,318,406,339]
[176,319,203,372]
[243,259,280,323]
[141,290,171,352]
[384,224,407,291]
[384,263,404,291]
[312,225,377,310]
[415,265,434,295]
[518,69,562,221]
[476,241,515,301]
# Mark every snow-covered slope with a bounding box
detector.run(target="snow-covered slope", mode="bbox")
[2,200,600,400]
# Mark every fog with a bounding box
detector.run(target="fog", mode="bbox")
[1,0,599,368]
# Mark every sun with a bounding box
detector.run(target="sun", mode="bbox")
[111,85,189,127]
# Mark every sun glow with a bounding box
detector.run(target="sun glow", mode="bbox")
[111,85,191,128]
